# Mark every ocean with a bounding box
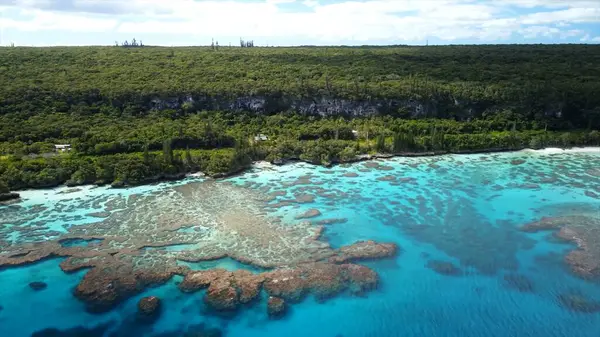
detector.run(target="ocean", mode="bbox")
[1,149,599,337]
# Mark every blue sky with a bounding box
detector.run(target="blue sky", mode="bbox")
[0,0,599,46]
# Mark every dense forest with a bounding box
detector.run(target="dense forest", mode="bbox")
[0,45,599,191]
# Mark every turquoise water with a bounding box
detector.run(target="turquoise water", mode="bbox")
[1,149,600,337]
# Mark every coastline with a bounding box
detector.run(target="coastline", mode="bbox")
[6,146,600,195]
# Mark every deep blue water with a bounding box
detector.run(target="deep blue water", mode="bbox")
[1,149,600,337]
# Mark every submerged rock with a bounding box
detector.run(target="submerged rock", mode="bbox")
[264,262,379,302]
[86,212,111,218]
[295,209,322,219]
[503,273,534,292]
[205,276,239,311]
[267,296,286,318]
[74,263,175,314]
[511,159,526,165]
[586,168,600,177]
[57,188,82,195]
[179,269,264,311]
[294,193,316,203]
[304,263,347,301]
[558,293,600,313]
[330,240,398,263]
[0,192,20,203]
[316,218,348,226]
[521,216,600,281]
[426,260,463,276]
[151,323,223,337]
[31,322,113,337]
[264,268,307,302]
[232,270,264,304]
[178,269,229,293]
[341,263,378,295]
[29,281,48,291]
[137,296,161,323]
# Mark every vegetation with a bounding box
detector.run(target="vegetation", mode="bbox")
[0,45,598,191]
[1,111,598,190]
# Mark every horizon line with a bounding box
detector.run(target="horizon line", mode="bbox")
[2,42,600,48]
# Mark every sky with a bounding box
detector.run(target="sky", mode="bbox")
[0,0,599,46]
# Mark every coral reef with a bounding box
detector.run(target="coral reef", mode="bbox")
[176,241,393,314]
[425,260,463,276]
[558,293,600,313]
[137,296,161,323]
[502,274,534,292]
[295,209,322,219]
[400,198,535,275]
[316,218,348,226]
[73,258,182,313]
[521,216,600,281]
[267,296,286,318]
[31,323,113,337]
[177,260,384,313]
[0,171,399,319]
[329,240,398,263]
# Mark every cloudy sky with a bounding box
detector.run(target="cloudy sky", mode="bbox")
[0,0,599,46]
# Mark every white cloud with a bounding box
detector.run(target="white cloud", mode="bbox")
[1,0,599,45]
[1,8,117,32]
[519,25,584,39]
[521,7,600,25]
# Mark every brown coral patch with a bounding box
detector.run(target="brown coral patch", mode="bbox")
[426,260,463,276]
[137,296,161,323]
[267,296,286,318]
[316,218,348,226]
[521,216,600,281]
[329,240,398,263]
[295,209,322,219]
[558,293,600,313]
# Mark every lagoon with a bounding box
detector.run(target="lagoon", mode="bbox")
[1,149,599,337]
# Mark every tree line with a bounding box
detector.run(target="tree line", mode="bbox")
[1,112,598,191]
[1,45,599,129]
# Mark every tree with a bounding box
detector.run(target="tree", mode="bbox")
[143,143,150,164]
[0,180,9,194]
[392,133,403,153]
[375,134,386,152]
[163,139,173,164]
[184,147,194,169]
[588,130,599,145]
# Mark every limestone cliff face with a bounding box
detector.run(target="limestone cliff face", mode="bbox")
[148,94,562,120]
[150,95,463,118]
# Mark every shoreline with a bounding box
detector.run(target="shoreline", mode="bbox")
[6,146,600,196]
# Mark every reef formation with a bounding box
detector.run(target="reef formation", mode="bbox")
[0,181,397,316]
[521,216,600,282]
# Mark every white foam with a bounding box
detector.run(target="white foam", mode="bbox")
[253,161,276,169]
[521,147,600,154]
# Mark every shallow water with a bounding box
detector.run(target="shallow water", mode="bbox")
[1,150,600,337]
